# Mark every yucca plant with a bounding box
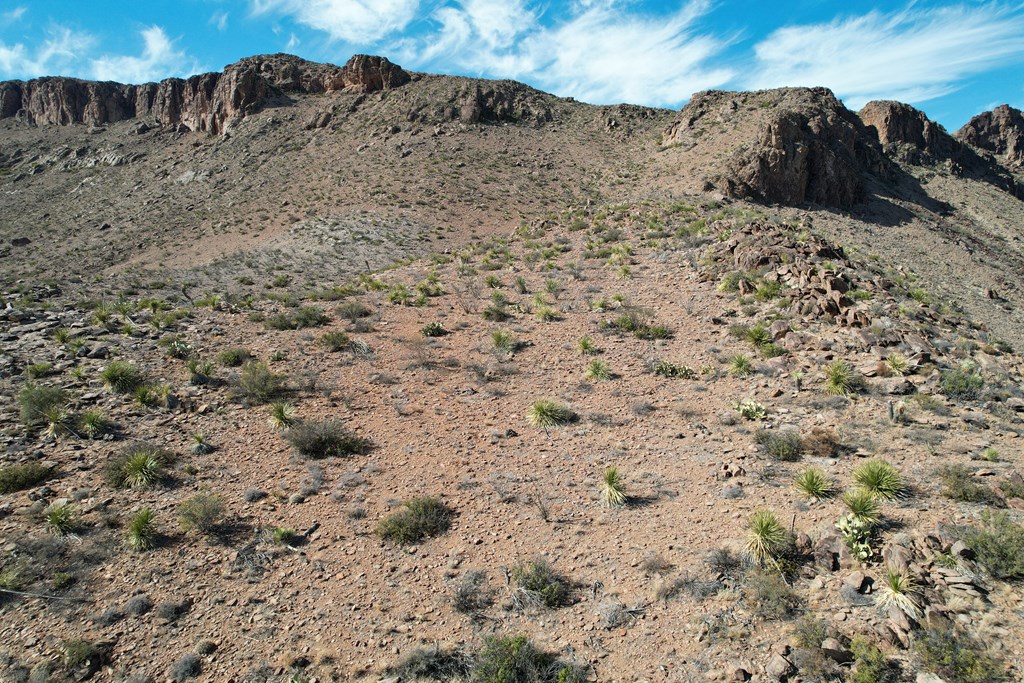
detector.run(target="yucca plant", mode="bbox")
[728,354,755,377]
[824,360,859,396]
[126,508,157,551]
[45,502,77,537]
[842,489,881,526]
[78,409,112,439]
[268,401,297,430]
[577,336,599,355]
[41,404,71,440]
[745,509,789,567]
[491,330,518,355]
[527,400,576,428]
[853,459,905,500]
[600,467,627,508]
[795,467,834,501]
[105,445,172,489]
[585,360,612,381]
[886,353,909,376]
[875,564,922,620]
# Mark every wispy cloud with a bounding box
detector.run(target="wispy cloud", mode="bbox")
[210,10,230,32]
[3,6,27,22]
[91,26,204,83]
[0,25,95,79]
[252,0,421,43]
[747,3,1024,109]
[412,0,733,106]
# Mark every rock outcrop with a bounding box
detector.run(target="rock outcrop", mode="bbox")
[662,88,888,209]
[956,104,1024,168]
[0,54,410,134]
[858,100,954,164]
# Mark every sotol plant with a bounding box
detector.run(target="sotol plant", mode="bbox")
[853,459,905,500]
[876,564,922,619]
[795,467,833,501]
[527,400,576,428]
[600,467,627,508]
[745,509,789,567]
[126,508,158,551]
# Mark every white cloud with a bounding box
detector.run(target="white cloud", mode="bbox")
[409,0,733,106]
[252,0,420,43]
[210,10,229,32]
[0,25,94,79]
[285,32,301,52]
[747,3,1024,109]
[90,25,203,83]
[3,6,27,22]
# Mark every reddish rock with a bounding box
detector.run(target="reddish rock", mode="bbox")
[956,104,1024,167]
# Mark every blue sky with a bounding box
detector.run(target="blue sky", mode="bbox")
[2,1,1023,129]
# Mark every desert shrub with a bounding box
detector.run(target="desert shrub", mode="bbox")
[754,430,802,461]
[284,420,369,458]
[126,508,157,551]
[744,570,800,620]
[236,361,286,404]
[0,463,54,494]
[376,496,453,544]
[471,635,582,683]
[295,305,330,328]
[492,330,520,354]
[267,401,297,429]
[420,322,448,337]
[169,653,202,681]
[849,638,901,683]
[318,331,351,351]
[959,510,1024,580]
[217,347,252,367]
[510,559,571,609]
[25,362,52,379]
[178,494,224,535]
[100,361,144,393]
[45,501,78,536]
[104,444,174,489]
[577,336,599,355]
[939,465,1003,506]
[651,360,697,379]
[804,427,840,457]
[599,467,627,507]
[824,360,861,396]
[527,400,576,428]
[185,358,214,385]
[452,570,493,614]
[63,639,100,669]
[728,354,755,377]
[914,625,1006,683]
[17,384,68,429]
[941,366,984,401]
[393,645,470,680]
[732,399,766,420]
[853,459,905,500]
[842,488,881,525]
[876,564,922,619]
[584,359,612,381]
[745,509,791,567]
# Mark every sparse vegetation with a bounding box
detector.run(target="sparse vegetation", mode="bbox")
[105,444,173,489]
[823,359,860,396]
[941,365,984,400]
[527,400,576,428]
[376,496,453,544]
[178,494,224,535]
[959,510,1024,579]
[732,398,766,420]
[17,384,68,429]
[853,459,905,500]
[318,330,351,351]
[511,559,571,609]
[599,467,627,507]
[237,361,286,404]
[745,509,790,567]
[940,464,1003,506]
[914,625,1006,683]
[794,467,833,500]
[100,361,145,393]
[45,501,78,536]
[284,419,369,458]
[754,429,802,461]
[126,508,158,551]
[0,462,54,494]
[217,347,252,367]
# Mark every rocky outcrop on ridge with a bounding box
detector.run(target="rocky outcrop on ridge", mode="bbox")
[858,100,954,164]
[957,104,1024,168]
[0,54,410,134]
[662,88,888,209]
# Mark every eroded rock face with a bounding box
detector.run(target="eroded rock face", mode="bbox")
[956,104,1024,167]
[663,88,887,208]
[0,54,410,134]
[859,100,952,163]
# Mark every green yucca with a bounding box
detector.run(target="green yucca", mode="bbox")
[875,564,921,619]
[842,489,881,526]
[126,508,157,551]
[600,467,627,508]
[795,467,833,501]
[585,360,612,381]
[527,400,576,428]
[268,401,297,430]
[853,459,904,500]
[746,510,789,566]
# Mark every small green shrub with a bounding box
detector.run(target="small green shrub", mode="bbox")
[185,358,214,385]
[939,465,1003,506]
[25,362,53,379]
[217,347,252,367]
[376,496,453,544]
[853,459,905,500]
[941,366,984,401]
[652,360,697,379]
[236,361,286,404]
[104,444,174,489]
[914,625,1006,683]
[63,639,99,669]
[471,635,576,683]
[960,510,1024,580]
[126,508,158,551]
[527,400,576,428]
[754,430,802,461]
[318,331,351,351]
[178,494,224,535]
[0,463,54,494]
[728,354,755,377]
[732,398,766,420]
[824,360,860,396]
[284,420,369,458]
[420,322,448,337]
[45,501,78,536]
[491,330,520,354]
[577,336,599,355]
[100,361,144,393]
[272,527,298,545]
[267,401,297,430]
[511,559,571,609]
[599,467,627,507]
[849,638,901,683]
[17,384,68,429]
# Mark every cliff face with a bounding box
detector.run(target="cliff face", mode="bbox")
[858,100,954,164]
[957,104,1024,168]
[0,54,410,134]
[662,87,888,209]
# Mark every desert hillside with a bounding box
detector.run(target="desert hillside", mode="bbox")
[1,55,1023,683]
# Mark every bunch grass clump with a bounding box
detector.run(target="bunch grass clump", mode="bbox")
[236,361,286,404]
[45,501,78,537]
[795,467,833,501]
[527,400,576,428]
[745,509,790,567]
[126,508,158,551]
[0,462,55,494]
[267,401,297,430]
[104,444,174,489]
[284,419,369,458]
[584,359,612,381]
[100,361,144,393]
[178,493,224,535]
[511,559,571,609]
[754,430,802,461]
[824,360,860,396]
[17,384,68,429]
